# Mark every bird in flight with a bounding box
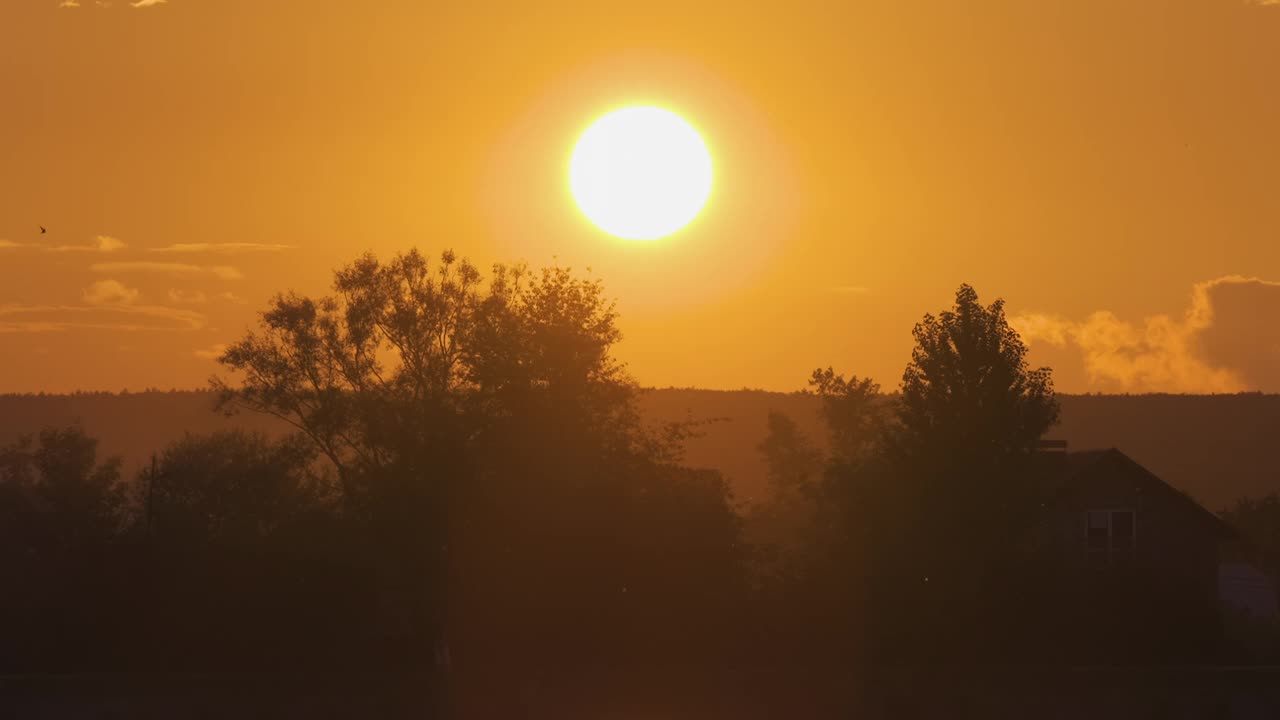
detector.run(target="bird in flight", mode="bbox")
[39,226,47,234]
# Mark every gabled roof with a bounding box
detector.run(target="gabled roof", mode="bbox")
[1047,448,1236,541]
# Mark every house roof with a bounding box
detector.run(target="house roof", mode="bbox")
[1046,447,1237,541]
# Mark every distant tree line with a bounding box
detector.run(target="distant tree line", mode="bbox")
[2,249,1279,685]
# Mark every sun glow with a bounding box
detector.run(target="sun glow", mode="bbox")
[569,106,713,241]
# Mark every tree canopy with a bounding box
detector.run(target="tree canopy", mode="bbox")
[896,283,1059,470]
[213,248,747,667]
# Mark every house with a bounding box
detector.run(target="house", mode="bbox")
[1029,446,1262,662]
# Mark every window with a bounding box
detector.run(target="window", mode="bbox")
[1086,509,1136,565]
[1087,511,1110,551]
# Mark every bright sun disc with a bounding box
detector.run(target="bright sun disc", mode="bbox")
[570,106,713,241]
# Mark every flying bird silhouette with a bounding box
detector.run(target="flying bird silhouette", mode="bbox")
[40,226,47,234]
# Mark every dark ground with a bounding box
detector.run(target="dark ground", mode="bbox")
[5,666,1280,719]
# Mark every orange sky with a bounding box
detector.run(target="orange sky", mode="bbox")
[3,0,1280,394]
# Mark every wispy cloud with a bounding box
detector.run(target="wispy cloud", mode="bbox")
[0,303,204,333]
[167,289,208,305]
[149,242,294,254]
[2,236,124,252]
[46,235,126,253]
[193,343,228,361]
[96,235,125,252]
[219,291,248,304]
[83,280,140,306]
[1011,276,1280,393]
[60,0,169,9]
[91,262,243,280]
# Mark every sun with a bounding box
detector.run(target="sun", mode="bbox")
[569,106,713,241]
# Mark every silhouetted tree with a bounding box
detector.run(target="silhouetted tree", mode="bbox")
[759,412,823,500]
[789,286,1060,663]
[772,371,898,661]
[0,426,126,552]
[809,368,884,466]
[885,284,1059,660]
[131,430,368,671]
[802,369,893,575]
[213,249,748,675]
[214,249,481,671]
[444,262,748,666]
[144,430,330,548]
[895,283,1058,467]
[748,411,823,579]
[214,249,483,485]
[0,427,127,670]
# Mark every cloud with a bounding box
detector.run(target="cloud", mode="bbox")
[91,262,243,280]
[193,343,228,361]
[1011,276,1280,393]
[0,240,24,249]
[1192,277,1280,390]
[167,288,208,304]
[96,236,126,252]
[83,280,140,306]
[60,0,169,8]
[0,303,204,333]
[219,291,248,304]
[149,242,292,254]
[46,235,126,253]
